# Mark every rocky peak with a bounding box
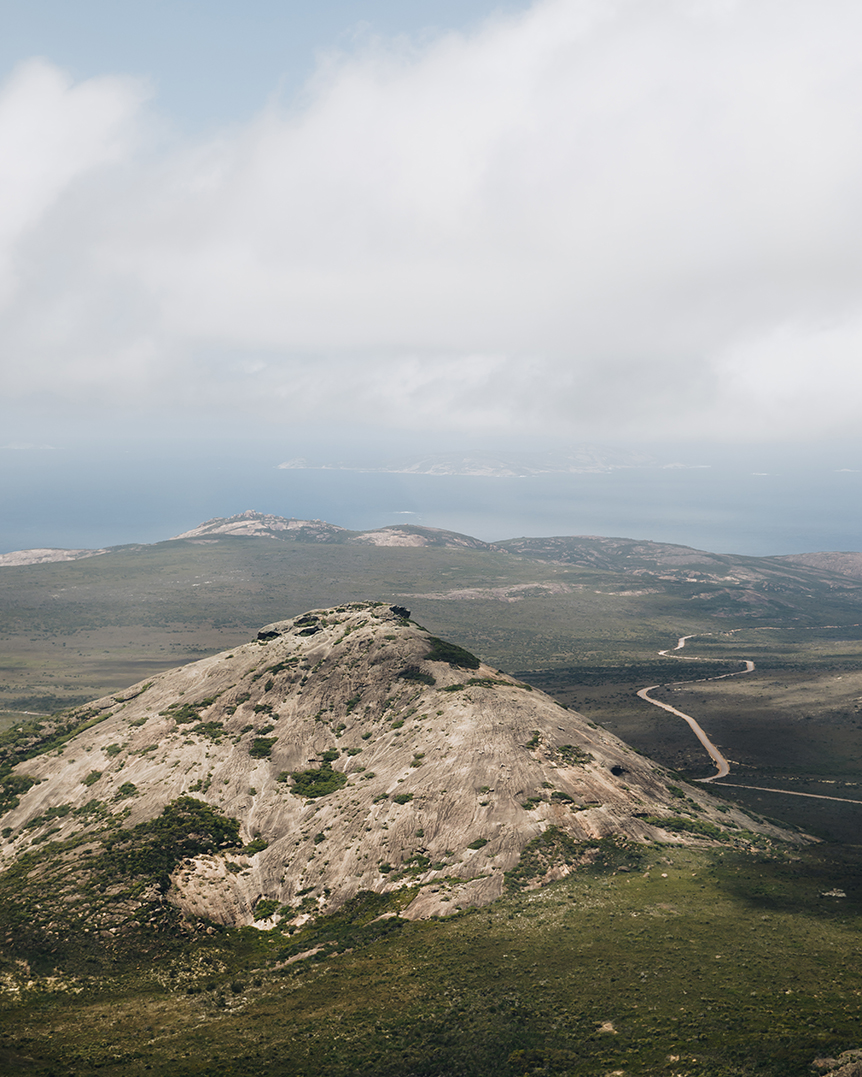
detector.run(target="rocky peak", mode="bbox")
[170,510,347,541]
[0,604,794,938]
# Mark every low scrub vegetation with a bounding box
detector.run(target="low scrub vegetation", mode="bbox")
[1,843,859,1076]
[287,764,348,799]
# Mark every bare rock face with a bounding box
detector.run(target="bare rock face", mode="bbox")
[813,1050,862,1077]
[170,510,347,542]
[0,547,108,567]
[0,604,794,931]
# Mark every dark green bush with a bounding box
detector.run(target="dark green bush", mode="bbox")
[424,637,480,669]
[249,737,277,758]
[192,722,225,741]
[253,898,280,920]
[0,773,37,812]
[290,765,347,799]
[557,744,592,765]
[397,666,436,685]
[100,797,241,885]
[162,702,210,724]
[24,804,70,830]
[643,815,728,841]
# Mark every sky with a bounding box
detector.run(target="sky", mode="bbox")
[2,0,862,551]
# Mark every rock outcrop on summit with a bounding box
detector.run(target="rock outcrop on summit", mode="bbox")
[0,604,795,936]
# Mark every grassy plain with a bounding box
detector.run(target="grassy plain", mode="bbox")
[1,843,860,1076]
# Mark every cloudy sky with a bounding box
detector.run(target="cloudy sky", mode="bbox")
[2,0,862,456]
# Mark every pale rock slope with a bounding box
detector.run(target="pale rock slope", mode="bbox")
[170,510,347,542]
[0,547,108,567]
[0,604,793,931]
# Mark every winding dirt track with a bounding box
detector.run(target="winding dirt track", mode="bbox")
[638,634,862,805]
[635,685,731,781]
[637,635,752,782]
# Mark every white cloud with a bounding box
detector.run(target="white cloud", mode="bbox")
[0,59,147,301]
[3,1,862,443]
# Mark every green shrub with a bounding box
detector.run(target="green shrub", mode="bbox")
[557,744,592,765]
[104,743,122,757]
[244,837,269,855]
[81,770,102,787]
[0,773,37,812]
[101,797,241,884]
[162,702,210,724]
[392,792,413,805]
[253,898,280,920]
[467,838,488,849]
[643,815,728,841]
[397,666,436,685]
[24,804,71,830]
[249,737,277,758]
[192,721,225,741]
[424,637,480,669]
[290,765,347,799]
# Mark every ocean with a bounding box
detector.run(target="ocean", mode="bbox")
[2,439,860,556]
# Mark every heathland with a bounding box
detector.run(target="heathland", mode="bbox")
[0,513,860,1075]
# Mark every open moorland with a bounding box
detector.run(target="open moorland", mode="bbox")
[0,515,860,1075]
[1,841,861,1077]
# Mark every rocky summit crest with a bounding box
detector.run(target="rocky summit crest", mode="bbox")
[0,605,793,942]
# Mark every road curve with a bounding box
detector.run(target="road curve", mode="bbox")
[638,634,753,782]
[636,685,731,781]
[640,635,862,805]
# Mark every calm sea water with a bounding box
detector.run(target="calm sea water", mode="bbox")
[2,441,861,556]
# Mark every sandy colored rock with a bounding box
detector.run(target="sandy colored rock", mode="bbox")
[0,603,797,929]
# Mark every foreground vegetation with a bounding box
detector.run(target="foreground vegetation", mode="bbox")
[0,841,859,1076]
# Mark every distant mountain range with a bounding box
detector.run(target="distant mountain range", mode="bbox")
[3,508,857,585]
[3,510,861,584]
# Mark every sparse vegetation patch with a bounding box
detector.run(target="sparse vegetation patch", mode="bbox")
[289,764,348,799]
